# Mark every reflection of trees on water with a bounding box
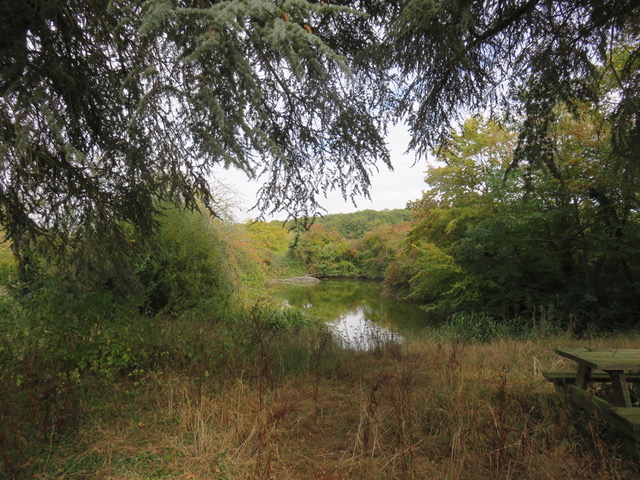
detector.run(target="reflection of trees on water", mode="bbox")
[270,279,435,349]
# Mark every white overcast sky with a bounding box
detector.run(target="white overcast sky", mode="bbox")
[211,123,430,221]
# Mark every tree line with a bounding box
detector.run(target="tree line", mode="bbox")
[388,114,639,330]
[253,111,639,329]
[250,209,411,279]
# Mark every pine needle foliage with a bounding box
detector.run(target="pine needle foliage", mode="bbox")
[0,0,391,278]
[387,0,640,173]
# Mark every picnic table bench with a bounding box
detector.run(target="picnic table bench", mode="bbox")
[543,348,640,458]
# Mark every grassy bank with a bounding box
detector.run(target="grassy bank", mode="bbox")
[12,329,640,480]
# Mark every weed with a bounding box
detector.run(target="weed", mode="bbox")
[434,312,555,344]
[359,374,386,455]
[313,330,331,421]
[386,364,418,479]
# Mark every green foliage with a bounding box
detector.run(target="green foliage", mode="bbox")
[383,246,417,300]
[203,221,274,303]
[313,209,411,239]
[385,239,466,318]
[133,207,236,315]
[269,210,411,279]
[406,241,462,304]
[294,224,357,277]
[355,222,410,279]
[272,249,308,278]
[0,237,17,286]
[0,206,254,388]
[241,221,302,278]
[246,221,291,255]
[245,303,321,333]
[390,114,640,330]
[431,312,553,343]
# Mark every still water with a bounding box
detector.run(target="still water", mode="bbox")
[268,279,434,350]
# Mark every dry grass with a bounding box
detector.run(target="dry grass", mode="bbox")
[37,332,640,479]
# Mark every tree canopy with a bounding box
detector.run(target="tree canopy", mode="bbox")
[388,0,639,169]
[0,0,390,272]
[387,114,640,327]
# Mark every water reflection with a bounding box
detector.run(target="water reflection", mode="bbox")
[329,307,404,351]
[269,279,434,350]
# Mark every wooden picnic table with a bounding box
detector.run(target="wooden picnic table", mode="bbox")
[555,348,640,407]
[545,348,640,457]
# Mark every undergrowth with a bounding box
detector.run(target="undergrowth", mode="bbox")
[0,297,321,479]
[2,314,640,479]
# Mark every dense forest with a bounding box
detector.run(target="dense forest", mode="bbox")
[253,209,411,279]
[389,114,640,330]
[1,0,639,478]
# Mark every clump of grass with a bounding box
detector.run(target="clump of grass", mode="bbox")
[430,312,557,343]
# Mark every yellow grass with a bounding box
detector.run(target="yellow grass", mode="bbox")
[39,332,640,479]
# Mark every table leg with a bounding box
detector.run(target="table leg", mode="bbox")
[575,364,591,389]
[609,370,633,407]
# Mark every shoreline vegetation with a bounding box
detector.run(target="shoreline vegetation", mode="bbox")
[268,275,322,286]
[2,2,638,477]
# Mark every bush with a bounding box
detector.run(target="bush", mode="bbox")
[134,207,236,315]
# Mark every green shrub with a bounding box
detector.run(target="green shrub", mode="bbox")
[134,207,236,315]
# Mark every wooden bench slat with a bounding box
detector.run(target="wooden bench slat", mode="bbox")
[542,371,640,385]
[609,408,640,434]
[608,407,640,457]
[565,384,613,418]
[555,348,640,371]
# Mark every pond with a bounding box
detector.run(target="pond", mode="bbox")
[268,279,437,350]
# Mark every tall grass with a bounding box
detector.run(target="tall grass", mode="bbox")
[431,312,557,343]
[15,330,640,480]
